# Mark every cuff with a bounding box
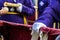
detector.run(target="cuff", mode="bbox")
[17,3,22,12]
[33,22,47,30]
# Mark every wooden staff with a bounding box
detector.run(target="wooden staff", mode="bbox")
[58,22,60,29]
[53,22,60,29]
[34,0,38,20]
[53,22,56,28]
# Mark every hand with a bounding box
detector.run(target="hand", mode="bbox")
[16,3,22,12]
[0,10,7,14]
[0,7,9,15]
[32,22,47,33]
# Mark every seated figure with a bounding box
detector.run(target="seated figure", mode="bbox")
[31,0,60,40]
[0,0,35,40]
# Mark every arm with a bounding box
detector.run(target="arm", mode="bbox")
[32,7,55,32]
[17,0,35,16]
[36,7,54,27]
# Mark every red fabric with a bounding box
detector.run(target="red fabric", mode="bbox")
[0,20,4,26]
[1,26,32,40]
[0,20,60,40]
[0,20,32,28]
[28,15,35,21]
[40,27,60,35]
[40,27,60,40]
[9,26,31,40]
[0,20,32,40]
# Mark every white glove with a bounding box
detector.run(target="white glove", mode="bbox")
[0,7,9,15]
[1,7,9,11]
[32,22,47,33]
[16,3,22,12]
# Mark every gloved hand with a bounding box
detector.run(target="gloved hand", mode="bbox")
[0,7,9,14]
[16,3,22,12]
[32,22,47,33]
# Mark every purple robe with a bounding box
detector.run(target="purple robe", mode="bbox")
[0,0,35,23]
[36,0,60,28]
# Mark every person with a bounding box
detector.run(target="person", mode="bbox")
[31,0,60,40]
[0,0,35,40]
[31,0,49,40]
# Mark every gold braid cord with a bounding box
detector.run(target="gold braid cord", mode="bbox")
[4,2,20,7]
[4,2,27,24]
